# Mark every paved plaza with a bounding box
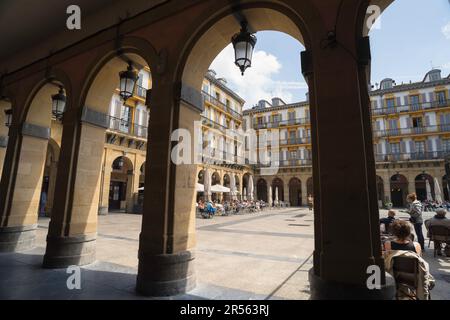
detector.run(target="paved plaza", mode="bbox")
[0,208,449,300]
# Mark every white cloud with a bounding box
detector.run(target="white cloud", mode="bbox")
[210,45,307,108]
[443,62,450,70]
[442,21,450,39]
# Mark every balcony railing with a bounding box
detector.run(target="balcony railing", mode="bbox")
[202,91,242,120]
[253,117,310,130]
[135,85,147,99]
[371,99,450,116]
[108,116,148,139]
[375,151,449,162]
[280,137,312,145]
[373,124,450,138]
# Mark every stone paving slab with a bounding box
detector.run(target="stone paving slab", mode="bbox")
[0,208,449,300]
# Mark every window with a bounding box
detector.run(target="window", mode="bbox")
[430,72,441,81]
[415,141,425,154]
[386,98,395,108]
[390,143,400,154]
[410,95,420,111]
[443,139,450,152]
[120,105,132,133]
[257,117,264,125]
[202,84,209,93]
[215,92,220,101]
[412,117,423,128]
[436,91,447,107]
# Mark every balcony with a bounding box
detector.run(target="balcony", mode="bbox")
[373,124,450,138]
[253,117,311,130]
[375,151,448,162]
[280,137,312,145]
[107,115,148,139]
[202,91,242,121]
[371,99,450,116]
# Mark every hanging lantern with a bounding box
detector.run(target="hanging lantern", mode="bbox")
[4,109,12,127]
[231,20,257,76]
[119,62,139,102]
[51,86,66,119]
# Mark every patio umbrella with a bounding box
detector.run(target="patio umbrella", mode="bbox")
[269,185,273,207]
[426,179,433,202]
[248,176,254,201]
[275,187,279,205]
[243,187,247,201]
[434,177,443,204]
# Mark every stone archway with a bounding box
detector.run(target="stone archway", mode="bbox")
[272,178,285,202]
[390,174,408,207]
[257,178,268,202]
[109,156,134,212]
[415,173,435,202]
[289,178,302,207]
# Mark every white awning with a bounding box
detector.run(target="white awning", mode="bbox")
[196,183,205,192]
[211,184,231,193]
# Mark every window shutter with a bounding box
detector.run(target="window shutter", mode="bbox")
[396,97,401,106]
[408,117,413,128]
[436,138,442,151]
[403,96,409,106]
[425,115,430,127]
[421,94,427,103]
[115,101,122,119]
[426,139,433,152]
[376,121,381,131]
[377,144,382,154]
[428,92,435,102]
[409,141,416,153]
[386,142,391,154]
[400,141,406,154]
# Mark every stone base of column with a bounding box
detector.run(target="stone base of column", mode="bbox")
[136,250,196,297]
[43,234,96,269]
[98,207,108,215]
[0,225,37,252]
[309,269,396,300]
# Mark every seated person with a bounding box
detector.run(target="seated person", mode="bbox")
[425,208,450,256]
[384,220,422,256]
[206,201,217,216]
[380,210,397,234]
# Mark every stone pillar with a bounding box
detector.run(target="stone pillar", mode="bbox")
[98,158,112,216]
[382,173,391,204]
[305,31,395,299]
[43,106,106,268]
[301,178,308,207]
[136,81,200,296]
[0,122,50,252]
[126,169,139,213]
[283,181,289,204]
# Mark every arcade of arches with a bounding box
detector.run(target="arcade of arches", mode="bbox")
[0,0,404,299]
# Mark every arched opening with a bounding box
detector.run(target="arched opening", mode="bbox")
[443,175,450,202]
[289,178,302,207]
[272,178,284,203]
[235,175,241,200]
[211,171,221,202]
[390,174,408,207]
[257,178,268,202]
[9,81,68,232]
[39,139,60,217]
[415,173,435,202]
[109,156,134,212]
[376,175,385,207]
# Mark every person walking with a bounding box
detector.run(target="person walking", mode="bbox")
[307,194,314,211]
[405,193,425,251]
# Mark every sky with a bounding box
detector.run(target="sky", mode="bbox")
[210,0,450,109]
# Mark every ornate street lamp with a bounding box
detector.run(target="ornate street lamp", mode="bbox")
[51,86,66,119]
[231,20,257,76]
[119,62,139,102]
[4,109,12,127]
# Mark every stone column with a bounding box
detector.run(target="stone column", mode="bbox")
[98,149,111,216]
[283,180,289,204]
[126,169,139,213]
[43,106,106,268]
[136,81,200,297]
[0,122,49,252]
[301,178,308,207]
[305,31,395,299]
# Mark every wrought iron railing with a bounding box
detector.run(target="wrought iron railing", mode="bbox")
[202,91,242,120]
[373,124,450,138]
[107,115,148,138]
[371,99,450,116]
